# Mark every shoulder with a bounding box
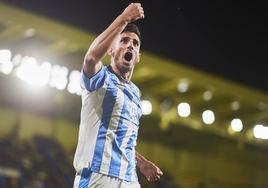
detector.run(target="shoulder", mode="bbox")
[81,65,110,92]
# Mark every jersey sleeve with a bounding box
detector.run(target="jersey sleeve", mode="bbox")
[81,66,107,92]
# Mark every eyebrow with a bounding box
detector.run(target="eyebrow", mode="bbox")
[121,36,130,41]
[121,36,140,44]
[133,39,139,46]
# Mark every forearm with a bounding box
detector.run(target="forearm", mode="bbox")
[136,150,147,169]
[83,3,144,76]
[85,14,128,63]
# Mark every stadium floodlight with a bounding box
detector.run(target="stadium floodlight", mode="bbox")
[1,60,13,75]
[202,110,215,124]
[231,101,240,111]
[203,90,213,101]
[38,62,52,86]
[177,78,189,93]
[177,102,191,117]
[253,124,268,139]
[49,65,69,90]
[16,56,37,83]
[0,49,13,75]
[141,100,152,115]
[230,118,243,132]
[15,56,51,86]
[24,28,36,37]
[67,70,82,95]
[12,53,23,67]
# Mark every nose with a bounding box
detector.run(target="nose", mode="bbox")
[127,45,133,50]
[127,41,134,50]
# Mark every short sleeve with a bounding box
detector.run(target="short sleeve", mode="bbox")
[81,66,107,92]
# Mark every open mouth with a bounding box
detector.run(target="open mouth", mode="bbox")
[124,52,133,62]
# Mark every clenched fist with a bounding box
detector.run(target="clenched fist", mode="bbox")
[121,3,145,23]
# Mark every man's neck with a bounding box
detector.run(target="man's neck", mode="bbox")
[110,64,133,83]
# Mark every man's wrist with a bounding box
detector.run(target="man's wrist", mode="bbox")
[119,13,131,25]
[136,152,147,168]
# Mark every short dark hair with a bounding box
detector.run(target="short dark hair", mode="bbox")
[122,23,141,41]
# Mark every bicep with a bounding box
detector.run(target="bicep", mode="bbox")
[83,55,103,78]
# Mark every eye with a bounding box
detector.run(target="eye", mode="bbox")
[133,39,139,47]
[121,37,129,44]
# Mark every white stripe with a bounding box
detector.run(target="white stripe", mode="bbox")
[73,77,108,171]
[99,89,124,173]
[119,120,135,179]
[87,82,107,167]
[130,157,137,181]
[73,175,81,188]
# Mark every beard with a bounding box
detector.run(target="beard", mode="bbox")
[116,61,132,74]
[112,49,138,74]
[116,52,135,72]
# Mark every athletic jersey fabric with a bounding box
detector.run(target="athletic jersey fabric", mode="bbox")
[73,65,142,182]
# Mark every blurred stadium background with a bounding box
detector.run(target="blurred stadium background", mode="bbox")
[0,2,268,188]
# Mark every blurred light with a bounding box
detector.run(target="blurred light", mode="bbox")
[1,61,13,75]
[177,79,189,93]
[141,100,152,115]
[253,124,268,139]
[202,110,215,124]
[258,102,267,110]
[24,28,36,37]
[16,56,37,84]
[15,57,51,86]
[177,102,191,117]
[231,118,243,132]
[49,65,69,90]
[0,49,13,75]
[160,98,172,112]
[67,70,81,95]
[203,90,213,101]
[0,49,11,60]
[231,101,240,111]
[39,62,52,86]
[12,53,23,67]
[16,56,36,81]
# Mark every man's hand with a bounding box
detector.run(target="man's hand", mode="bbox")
[121,3,145,23]
[136,151,163,182]
[138,159,163,182]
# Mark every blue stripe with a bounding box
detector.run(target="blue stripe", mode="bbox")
[82,66,106,92]
[124,130,138,181]
[123,88,133,101]
[78,168,92,188]
[91,81,118,172]
[108,93,128,176]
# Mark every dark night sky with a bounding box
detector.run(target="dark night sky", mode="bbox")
[1,0,267,92]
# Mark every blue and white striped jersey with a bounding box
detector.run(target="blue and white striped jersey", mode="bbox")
[73,65,142,182]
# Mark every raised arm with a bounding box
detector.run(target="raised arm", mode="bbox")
[136,151,163,182]
[83,3,144,77]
